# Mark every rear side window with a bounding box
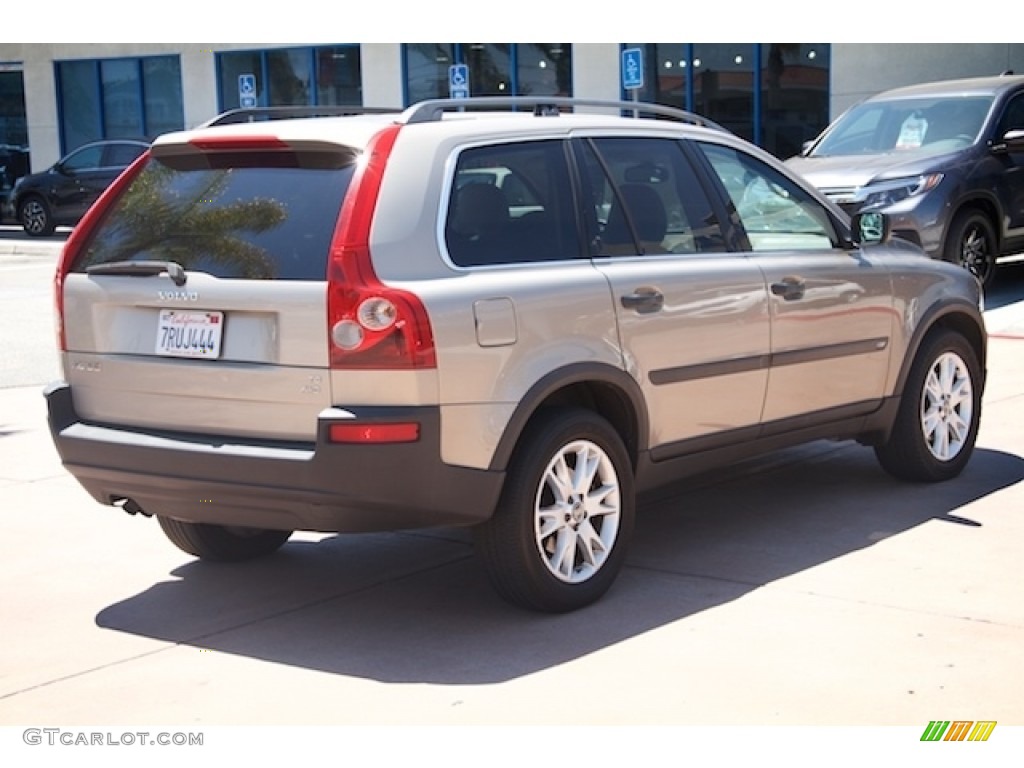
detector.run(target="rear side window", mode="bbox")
[445,140,580,267]
[74,150,355,280]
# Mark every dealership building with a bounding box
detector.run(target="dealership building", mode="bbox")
[2,43,1023,175]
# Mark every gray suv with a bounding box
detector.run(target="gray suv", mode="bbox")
[786,73,1024,288]
[45,97,986,613]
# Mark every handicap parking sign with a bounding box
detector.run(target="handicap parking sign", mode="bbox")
[449,64,470,99]
[238,73,257,108]
[621,48,644,90]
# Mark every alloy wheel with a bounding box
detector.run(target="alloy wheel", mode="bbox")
[21,199,49,235]
[919,351,974,462]
[533,438,622,584]
[958,223,993,285]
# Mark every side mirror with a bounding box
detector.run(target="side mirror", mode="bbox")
[851,211,890,247]
[800,139,815,157]
[1000,129,1024,152]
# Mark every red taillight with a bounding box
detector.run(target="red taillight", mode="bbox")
[54,150,150,352]
[327,124,436,370]
[329,422,420,444]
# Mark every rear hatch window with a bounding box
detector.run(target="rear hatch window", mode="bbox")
[72,146,356,280]
[61,141,358,441]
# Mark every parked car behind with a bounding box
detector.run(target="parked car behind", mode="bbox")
[785,73,1024,288]
[10,139,149,236]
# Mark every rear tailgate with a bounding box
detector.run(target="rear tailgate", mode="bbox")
[61,136,359,441]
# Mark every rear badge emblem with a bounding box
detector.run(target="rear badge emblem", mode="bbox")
[158,290,199,302]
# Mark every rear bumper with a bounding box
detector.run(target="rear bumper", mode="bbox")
[45,381,504,533]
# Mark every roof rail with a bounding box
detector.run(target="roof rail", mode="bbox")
[400,96,728,132]
[200,105,401,128]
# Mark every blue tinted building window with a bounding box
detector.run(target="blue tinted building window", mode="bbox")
[216,46,361,110]
[622,43,830,158]
[56,55,183,153]
[402,43,572,104]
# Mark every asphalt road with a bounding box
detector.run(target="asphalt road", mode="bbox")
[1,229,1023,765]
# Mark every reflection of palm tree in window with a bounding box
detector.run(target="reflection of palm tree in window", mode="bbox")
[86,163,287,278]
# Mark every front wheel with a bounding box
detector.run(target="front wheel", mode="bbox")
[874,330,981,482]
[474,408,635,613]
[944,210,997,288]
[157,516,292,562]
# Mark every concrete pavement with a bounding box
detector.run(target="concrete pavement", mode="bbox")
[0,233,1022,763]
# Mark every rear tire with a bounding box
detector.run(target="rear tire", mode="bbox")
[157,517,292,562]
[474,408,635,613]
[874,330,981,482]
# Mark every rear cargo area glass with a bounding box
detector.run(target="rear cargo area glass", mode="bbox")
[73,151,355,280]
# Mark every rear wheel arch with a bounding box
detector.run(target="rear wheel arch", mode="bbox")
[488,364,647,474]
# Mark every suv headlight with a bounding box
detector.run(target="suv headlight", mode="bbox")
[854,173,943,209]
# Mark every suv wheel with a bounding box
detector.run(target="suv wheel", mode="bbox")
[944,210,996,288]
[18,195,55,237]
[157,516,292,562]
[874,330,981,482]
[474,408,635,612]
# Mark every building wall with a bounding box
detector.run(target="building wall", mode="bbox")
[5,43,1024,172]
[831,43,1024,115]
[571,43,619,102]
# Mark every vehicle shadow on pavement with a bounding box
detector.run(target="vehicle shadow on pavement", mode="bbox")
[95,442,1024,684]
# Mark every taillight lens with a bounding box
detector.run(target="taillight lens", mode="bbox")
[326,124,436,370]
[54,150,150,352]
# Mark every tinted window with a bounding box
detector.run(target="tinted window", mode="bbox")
[104,143,147,167]
[62,146,104,172]
[74,151,354,280]
[697,142,836,251]
[445,140,580,267]
[577,136,724,256]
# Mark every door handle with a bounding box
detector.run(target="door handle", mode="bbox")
[620,288,664,314]
[770,276,806,301]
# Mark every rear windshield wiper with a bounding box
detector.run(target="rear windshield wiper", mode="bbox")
[85,260,187,286]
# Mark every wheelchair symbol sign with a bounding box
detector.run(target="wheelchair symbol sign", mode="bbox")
[449,64,470,98]
[621,48,643,90]
[238,73,257,107]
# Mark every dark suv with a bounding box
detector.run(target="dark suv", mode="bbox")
[9,139,149,236]
[786,73,1024,287]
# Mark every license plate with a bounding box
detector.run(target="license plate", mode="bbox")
[156,309,224,359]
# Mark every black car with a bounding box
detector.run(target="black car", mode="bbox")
[9,139,149,236]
